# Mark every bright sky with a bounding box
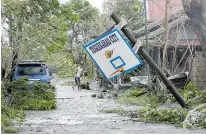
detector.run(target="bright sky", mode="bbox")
[58,0,104,12]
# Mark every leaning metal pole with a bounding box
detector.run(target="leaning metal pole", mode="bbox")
[110,13,187,108]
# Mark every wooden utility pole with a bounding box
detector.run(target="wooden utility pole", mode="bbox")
[110,13,187,108]
[143,0,150,80]
[162,0,170,70]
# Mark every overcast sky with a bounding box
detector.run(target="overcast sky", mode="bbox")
[58,0,104,12]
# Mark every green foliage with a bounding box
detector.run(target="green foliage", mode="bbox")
[21,99,56,110]
[116,82,206,129]
[4,126,19,134]
[168,82,206,109]
[198,117,206,129]
[176,82,206,108]
[6,76,30,91]
[1,115,12,127]
[183,104,206,129]
[103,108,126,115]
[128,88,146,97]
[68,0,99,21]
[137,107,188,125]
[118,88,164,107]
[1,77,57,132]
[2,107,25,122]
[180,82,199,100]
[1,103,24,133]
[3,77,56,117]
[2,0,75,67]
[7,79,56,110]
[1,96,26,122]
[59,0,113,79]
[57,69,75,78]
[104,0,144,30]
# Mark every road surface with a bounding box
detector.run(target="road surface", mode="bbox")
[15,78,206,134]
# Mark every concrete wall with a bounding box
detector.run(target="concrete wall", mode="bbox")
[189,52,206,88]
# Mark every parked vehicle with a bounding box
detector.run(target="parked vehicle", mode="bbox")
[12,60,51,84]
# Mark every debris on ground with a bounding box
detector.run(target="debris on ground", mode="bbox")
[80,82,91,90]
[101,89,107,92]
[183,103,206,129]
[97,93,104,99]
[130,76,148,86]
[130,72,189,90]
[168,72,189,89]
[91,94,97,97]
[112,92,118,97]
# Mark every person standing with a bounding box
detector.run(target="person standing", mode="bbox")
[72,65,83,90]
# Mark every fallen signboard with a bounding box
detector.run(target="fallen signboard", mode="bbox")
[84,28,142,80]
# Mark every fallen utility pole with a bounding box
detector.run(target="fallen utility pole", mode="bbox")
[110,13,187,108]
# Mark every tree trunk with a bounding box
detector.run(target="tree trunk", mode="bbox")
[182,0,206,57]
[9,18,15,81]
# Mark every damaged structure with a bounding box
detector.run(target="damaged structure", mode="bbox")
[134,0,206,88]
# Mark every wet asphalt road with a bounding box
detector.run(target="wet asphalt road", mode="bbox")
[15,78,206,134]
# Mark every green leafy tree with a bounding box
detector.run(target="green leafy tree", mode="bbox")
[1,0,78,78]
[103,0,144,30]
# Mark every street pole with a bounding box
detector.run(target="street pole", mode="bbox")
[110,13,187,108]
[143,0,150,81]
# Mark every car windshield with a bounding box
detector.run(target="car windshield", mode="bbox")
[17,64,47,75]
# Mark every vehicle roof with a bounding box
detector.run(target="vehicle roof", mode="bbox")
[18,62,46,64]
[18,60,46,64]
